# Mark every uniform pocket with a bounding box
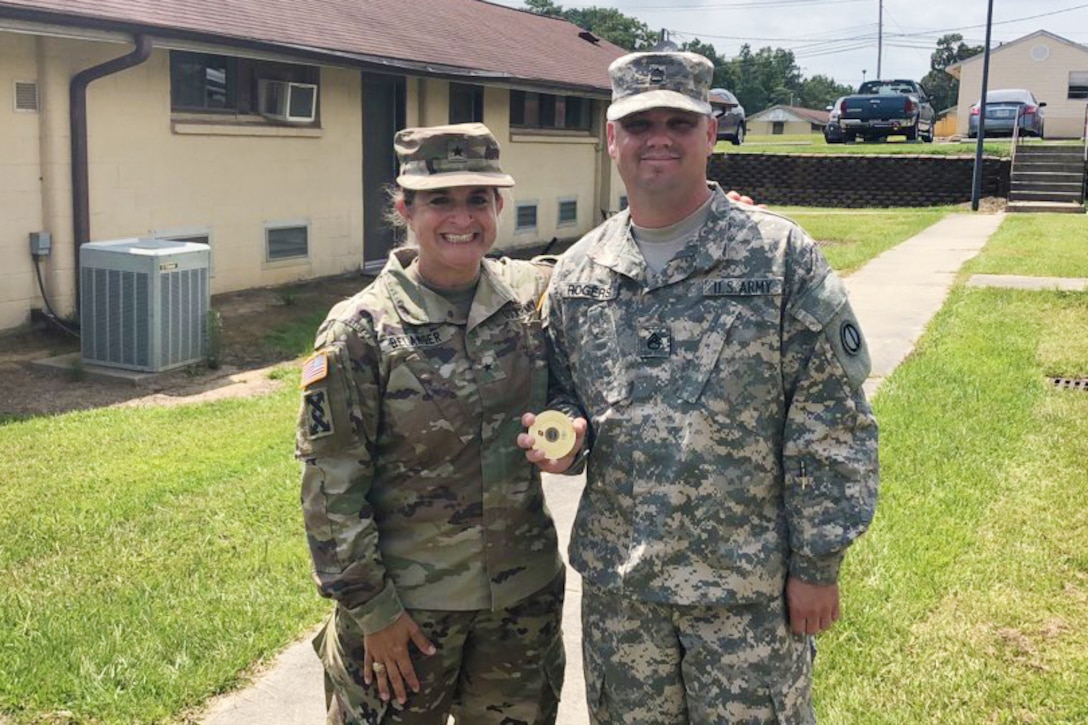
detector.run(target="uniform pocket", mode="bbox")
[769,634,816,725]
[573,304,631,407]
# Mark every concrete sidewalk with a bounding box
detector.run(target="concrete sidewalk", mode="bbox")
[200,211,1007,725]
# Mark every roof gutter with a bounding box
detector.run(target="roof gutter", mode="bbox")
[69,33,153,312]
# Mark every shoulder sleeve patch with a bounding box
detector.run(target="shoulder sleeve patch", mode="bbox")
[300,350,330,388]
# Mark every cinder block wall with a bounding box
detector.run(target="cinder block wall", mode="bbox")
[708,153,1011,207]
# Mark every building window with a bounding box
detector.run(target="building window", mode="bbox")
[515,202,538,232]
[170,50,319,120]
[1069,71,1088,100]
[557,199,578,226]
[155,228,213,275]
[772,121,785,135]
[449,83,484,123]
[510,91,592,131]
[266,223,309,261]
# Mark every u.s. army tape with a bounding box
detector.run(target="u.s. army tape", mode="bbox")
[531,410,576,460]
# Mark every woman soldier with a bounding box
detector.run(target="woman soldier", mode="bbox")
[296,123,585,724]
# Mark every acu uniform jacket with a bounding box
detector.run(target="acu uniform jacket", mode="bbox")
[297,249,563,635]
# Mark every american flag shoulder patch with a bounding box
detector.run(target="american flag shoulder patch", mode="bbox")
[300,351,330,388]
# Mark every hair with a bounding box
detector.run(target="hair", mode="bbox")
[385,185,504,249]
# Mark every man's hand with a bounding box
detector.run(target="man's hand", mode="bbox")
[362,613,436,704]
[726,189,766,208]
[517,411,588,474]
[785,576,840,636]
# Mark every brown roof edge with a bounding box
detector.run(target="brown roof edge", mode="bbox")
[0,3,612,96]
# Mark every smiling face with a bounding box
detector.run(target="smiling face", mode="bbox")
[397,186,503,289]
[607,107,716,226]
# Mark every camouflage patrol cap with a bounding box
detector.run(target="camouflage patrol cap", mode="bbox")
[394,122,515,191]
[606,51,714,121]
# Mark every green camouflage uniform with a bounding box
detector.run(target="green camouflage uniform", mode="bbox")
[545,185,879,722]
[298,248,565,724]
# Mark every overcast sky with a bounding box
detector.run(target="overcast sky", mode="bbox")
[490,0,1088,88]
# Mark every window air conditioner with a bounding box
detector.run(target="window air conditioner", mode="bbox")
[258,79,318,123]
[79,238,211,372]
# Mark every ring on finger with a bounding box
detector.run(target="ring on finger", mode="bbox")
[371,661,387,675]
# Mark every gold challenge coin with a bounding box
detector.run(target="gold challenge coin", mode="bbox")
[531,410,576,459]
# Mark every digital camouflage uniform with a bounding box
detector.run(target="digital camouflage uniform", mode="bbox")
[297,247,565,724]
[545,185,879,723]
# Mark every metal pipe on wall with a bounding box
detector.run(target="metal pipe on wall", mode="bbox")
[69,33,153,312]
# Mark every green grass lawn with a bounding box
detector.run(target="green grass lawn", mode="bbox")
[4,210,1086,723]
[0,389,327,723]
[962,214,1088,278]
[775,206,956,274]
[820,285,1088,723]
[720,133,1012,157]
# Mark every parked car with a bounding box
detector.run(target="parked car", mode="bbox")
[709,88,746,145]
[968,88,1046,138]
[824,97,847,143]
[837,79,936,143]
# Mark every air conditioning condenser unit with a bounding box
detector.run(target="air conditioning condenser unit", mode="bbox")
[80,238,211,372]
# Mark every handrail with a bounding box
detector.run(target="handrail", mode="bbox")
[1009,104,1023,167]
[1082,103,1087,202]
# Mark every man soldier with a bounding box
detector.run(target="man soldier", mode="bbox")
[521,51,879,723]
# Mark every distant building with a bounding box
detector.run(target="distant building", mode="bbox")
[946,29,1088,139]
[747,105,829,136]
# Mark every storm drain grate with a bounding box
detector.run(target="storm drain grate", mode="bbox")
[1049,377,1088,391]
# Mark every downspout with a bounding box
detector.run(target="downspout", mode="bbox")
[70,34,153,312]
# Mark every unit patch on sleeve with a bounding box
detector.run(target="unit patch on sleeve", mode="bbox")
[304,388,335,439]
[300,351,329,388]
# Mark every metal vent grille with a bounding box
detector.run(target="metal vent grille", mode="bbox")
[82,267,151,368]
[160,268,208,368]
[80,239,210,372]
[1049,377,1088,391]
[14,81,38,112]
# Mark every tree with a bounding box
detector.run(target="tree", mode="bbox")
[524,0,658,51]
[681,39,736,90]
[921,33,984,113]
[798,74,855,110]
[524,1,851,113]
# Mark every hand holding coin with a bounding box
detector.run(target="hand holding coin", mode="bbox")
[529,410,577,460]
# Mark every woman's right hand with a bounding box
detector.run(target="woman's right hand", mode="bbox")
[362,613,437,705]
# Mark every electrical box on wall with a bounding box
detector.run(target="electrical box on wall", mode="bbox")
[29,231,52,256]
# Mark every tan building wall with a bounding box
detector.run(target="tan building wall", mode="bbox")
[955,33,1088,138]
[1,29,616,333]
[0,32,47,331]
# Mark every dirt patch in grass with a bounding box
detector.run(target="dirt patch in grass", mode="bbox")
[0,273,367,419]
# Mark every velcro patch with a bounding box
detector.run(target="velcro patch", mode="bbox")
[703,277,783,296]
[562,282,617,300]
[639,326,672,358]
[304,388,335,439]
[300,351,329,388]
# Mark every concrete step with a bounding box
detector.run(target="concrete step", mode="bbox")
[1008,189,1085,203]
[1010,171,1083,183]
[1006,200,1086,214]
[1013,161,1085,174]
[1005,180,1083,194]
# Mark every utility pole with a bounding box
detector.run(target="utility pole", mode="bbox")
[971,0,995,211]
[876,0,883,79]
